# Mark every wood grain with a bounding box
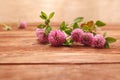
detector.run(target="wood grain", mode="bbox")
[0,64,120,80]
[0,24,120,64]
[0,24,120,80]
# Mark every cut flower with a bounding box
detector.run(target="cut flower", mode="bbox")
[81,32,94,46]
[48,30,66,46]
[36,28,48,43]
[71,28,84,42]
[93,34,106,48]
[18,21,27,29]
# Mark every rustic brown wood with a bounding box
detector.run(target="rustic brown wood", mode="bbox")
[0,23,120,80]
[0,64,120,80]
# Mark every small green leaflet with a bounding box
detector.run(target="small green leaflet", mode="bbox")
[60,21,72,35]
[49,12,55,19]
[60,21,67,31]
[104,42,110,48]
[63,39,74,46]
[37,24,45,29]
[40,15,46,20]
[105,37,116,43]
[74,17,84,23]
[40,11,47,19]
[45,26,52,35]
[64,28,72,35]
[104,37,117,48]
[73,23,79,29]
[95,20,106,27]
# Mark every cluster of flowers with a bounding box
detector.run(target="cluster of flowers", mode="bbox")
[36,11,116,48]
[36,28,106,48]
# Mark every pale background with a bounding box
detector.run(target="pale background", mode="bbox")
[0,0,120,24]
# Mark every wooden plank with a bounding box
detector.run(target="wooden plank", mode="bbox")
[0,24,120,64]
[0,64,120,80]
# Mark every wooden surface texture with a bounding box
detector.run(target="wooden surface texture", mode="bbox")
[0,23,120,80]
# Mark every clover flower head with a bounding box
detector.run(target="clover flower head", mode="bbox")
[81,32,94,46]
[93,34,106,48]
[71,28,84,42]
[36,28,48,43]
[48,30,66,46]
[18,21,27,29]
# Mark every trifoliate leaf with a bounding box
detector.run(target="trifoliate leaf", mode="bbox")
[95,20,106,27]
[105,37,116,43]
[74,17,84,23]
[40,11,47,19]
[45,26,52,35]
[49,12,55,19]
[73,22,79,29]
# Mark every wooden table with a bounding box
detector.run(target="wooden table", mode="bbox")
[0,23,120,80]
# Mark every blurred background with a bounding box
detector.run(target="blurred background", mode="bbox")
[0,0,120,24]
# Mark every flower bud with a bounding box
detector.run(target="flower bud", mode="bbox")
[18,21,27,29]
